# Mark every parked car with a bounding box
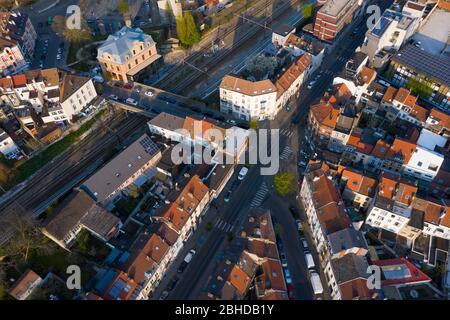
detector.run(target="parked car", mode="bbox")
[289,206,299,217]
[296,219,303,232]
[167,277,179,291]
[125,98,138,106]
[301,238,308,250]
[287,284,295,299]
[224,189,233,203]
[159,290,169,300]
[145,90,154,97]
[109,94,118,100]
[238,167,248,180]
[304,253,315,270]
[123,83,133,90]
[177,249,196,273]
[309,270,323,295]
[307,80,317,89]
[280,252,288,268]
[283,268,292,284]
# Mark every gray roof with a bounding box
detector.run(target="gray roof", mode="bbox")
[82,134,161,203]
[392,45,450,86]
[273,24,294,36]
[97,27,155,64]
[148,112,184,132]
[80,205,121,240]
[43,190,95,241]
[330,253,370,285]
[327,227,368,255]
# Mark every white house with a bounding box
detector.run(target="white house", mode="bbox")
[59,75,97,120]
[0,128,20,159]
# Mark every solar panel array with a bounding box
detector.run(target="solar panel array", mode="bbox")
[372,17,392,38]
[393,45,450,86]
[139,136,159,156]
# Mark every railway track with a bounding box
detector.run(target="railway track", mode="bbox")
[160,0,300,93]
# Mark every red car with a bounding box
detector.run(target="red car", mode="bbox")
[123,83,133,90]
[287,284,295,299]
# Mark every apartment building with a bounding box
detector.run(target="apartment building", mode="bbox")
[97,27,161,83]
[201,209,288,300]
[384,45,450,111]
[282,33,326,73]
[361,2,424,66]
[308,102,340,149]
[299,163,353,265]
[425,108,450,137]
[219,75,279,121]
[59,75,97,120]
[102,175,210,299]
[0,11,37,60]
[148,112,249,163]
[313,0,361,43]
[82,134,162,209]
[219,53,312,121]
[0,38,28,76]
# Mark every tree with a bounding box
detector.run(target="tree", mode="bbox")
[51,15,92,44]
[406,78,433,100]
[0,214,53,263]
[273,172,297,196]
[176,12,201,47]
[249,120,259,130]
[302,4,315,19]
[117,0,130,15]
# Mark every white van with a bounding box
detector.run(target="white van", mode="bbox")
[309,270,323,295]
[238,167,248,180]
[126,98,138,106]
[305,253,315,270]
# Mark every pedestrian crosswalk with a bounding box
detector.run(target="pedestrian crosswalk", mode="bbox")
[214,218,234,232]
[280,128,294,138]
[250,182,269,208]
[336,56,347,63]
[280,145,293,160]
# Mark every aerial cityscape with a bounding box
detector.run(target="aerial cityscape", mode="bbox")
[0,0,449,307]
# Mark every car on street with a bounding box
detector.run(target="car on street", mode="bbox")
[226,119,237,125]
[224,189,233,202]
[177,249,196,273]
[159,291,169,300]
[280,252,288,268]
[307,80,317,89]
[123,83,133,90]
[289,206,299,217]
[144,90,154,97]
[56,54,62,60]
[296,219,303,232]
[238,167,248,180]
[300,238,308,250]
[305,253,315,270]
[134,86,142,93]
[287,284,295,299]
[309,270,323,295]
[109,94,118,100]
[125,98,138,106]
[167,277,179,291]
[283,268,292,284]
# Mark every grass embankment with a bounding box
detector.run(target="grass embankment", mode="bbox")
[13,109,106,184]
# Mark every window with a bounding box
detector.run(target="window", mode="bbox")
[417,161,423,167]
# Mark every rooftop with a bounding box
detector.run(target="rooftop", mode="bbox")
[391,45,450,86]
[82,134,161,203]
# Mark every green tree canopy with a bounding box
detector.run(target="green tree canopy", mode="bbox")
[302,4,315,19]
[273,172,297,196]
[176,12,201,47]
[117,1,130,15]
[406,78,433,100]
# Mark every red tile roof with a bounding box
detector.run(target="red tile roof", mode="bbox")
[372,258,431,286]
[342,169,377,197]
[386,138,416,163]
[310,103,340,129]
[346,132,374,155]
